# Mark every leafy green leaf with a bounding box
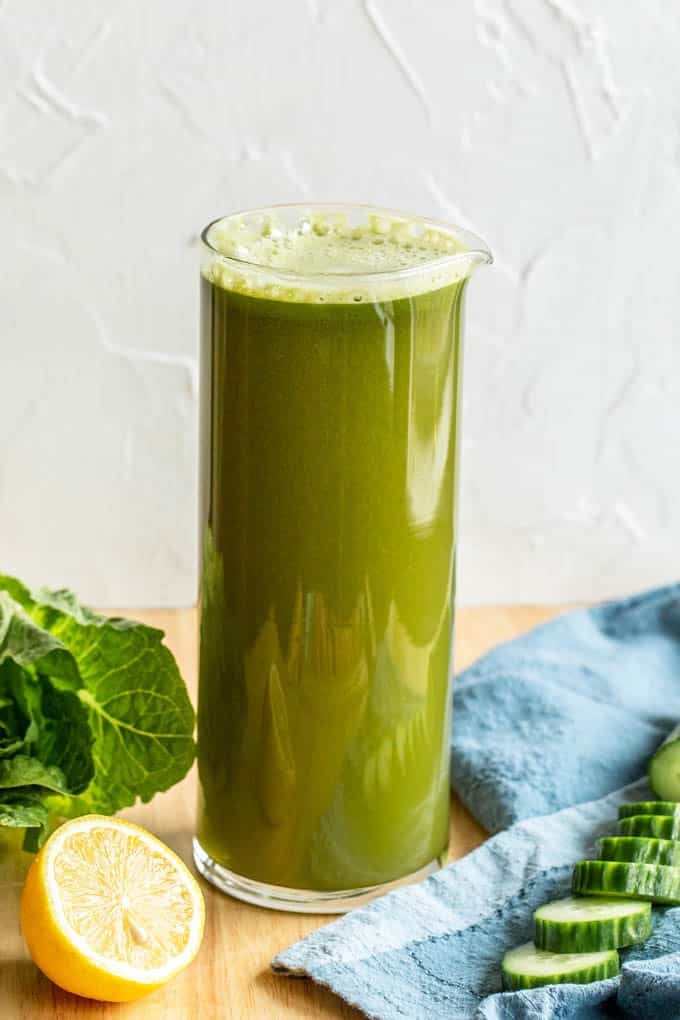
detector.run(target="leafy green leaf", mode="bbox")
[23,674,94,795]
[2,576,136,633]
[2,579,195,815]
[0,793,50,849]
[0,662,31,758]
[0,575,195,841]
[0,591,80,689]
[9,668,94,795]
[0,794,49,828]
[0,754,70,793]
[71,640,196,813]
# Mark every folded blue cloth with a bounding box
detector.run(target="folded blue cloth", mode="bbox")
[453,584,680,832]
[273,584,680,1018]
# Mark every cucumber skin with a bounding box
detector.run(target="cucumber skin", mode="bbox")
[598,836,680,867]
[534,906,651,954]
[619,802,680,820]
[618,815,680,841]
[649,736,680,801]
[502,950,620,991]
[573,860,680,905]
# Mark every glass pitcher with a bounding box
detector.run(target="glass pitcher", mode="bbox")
[194,204,491,912]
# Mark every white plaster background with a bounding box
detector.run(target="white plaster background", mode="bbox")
[1,0,678,607]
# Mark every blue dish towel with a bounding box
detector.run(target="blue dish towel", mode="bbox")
[273,583,680,1018]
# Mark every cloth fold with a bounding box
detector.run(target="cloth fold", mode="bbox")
[451,584,680,833]
[273,584,680,1018]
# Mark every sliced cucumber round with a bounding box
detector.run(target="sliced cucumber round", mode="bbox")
[534,895,651,953]
[573,859,680,905]
[619,801,680,819]
[502,941,619,991]
[598,835,680,867]
[649,725,680,801]
[618,814,680,841]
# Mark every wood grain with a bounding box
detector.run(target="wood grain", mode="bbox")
[1,605,564,1019]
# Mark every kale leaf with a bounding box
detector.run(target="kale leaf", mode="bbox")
[0,576,195,847]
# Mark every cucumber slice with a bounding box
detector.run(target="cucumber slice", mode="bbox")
[573,859,680,904]
[619,801,680,819]
[502,942,619,991]
[534,895,651,953]
[598,835,680,867]
[649,724,680,801]
[618,814,680,840]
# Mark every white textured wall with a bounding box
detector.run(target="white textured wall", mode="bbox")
[1,0,678,607]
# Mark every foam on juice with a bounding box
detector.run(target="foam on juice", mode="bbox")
[202,208,489,304]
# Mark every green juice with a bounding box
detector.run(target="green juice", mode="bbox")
[195,207,488,901]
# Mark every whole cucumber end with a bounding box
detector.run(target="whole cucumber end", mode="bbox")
[649,739,680,801]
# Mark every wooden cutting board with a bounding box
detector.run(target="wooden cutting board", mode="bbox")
[1,604,562,1018]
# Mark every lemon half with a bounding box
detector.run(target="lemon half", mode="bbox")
[20,815,205,1002]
